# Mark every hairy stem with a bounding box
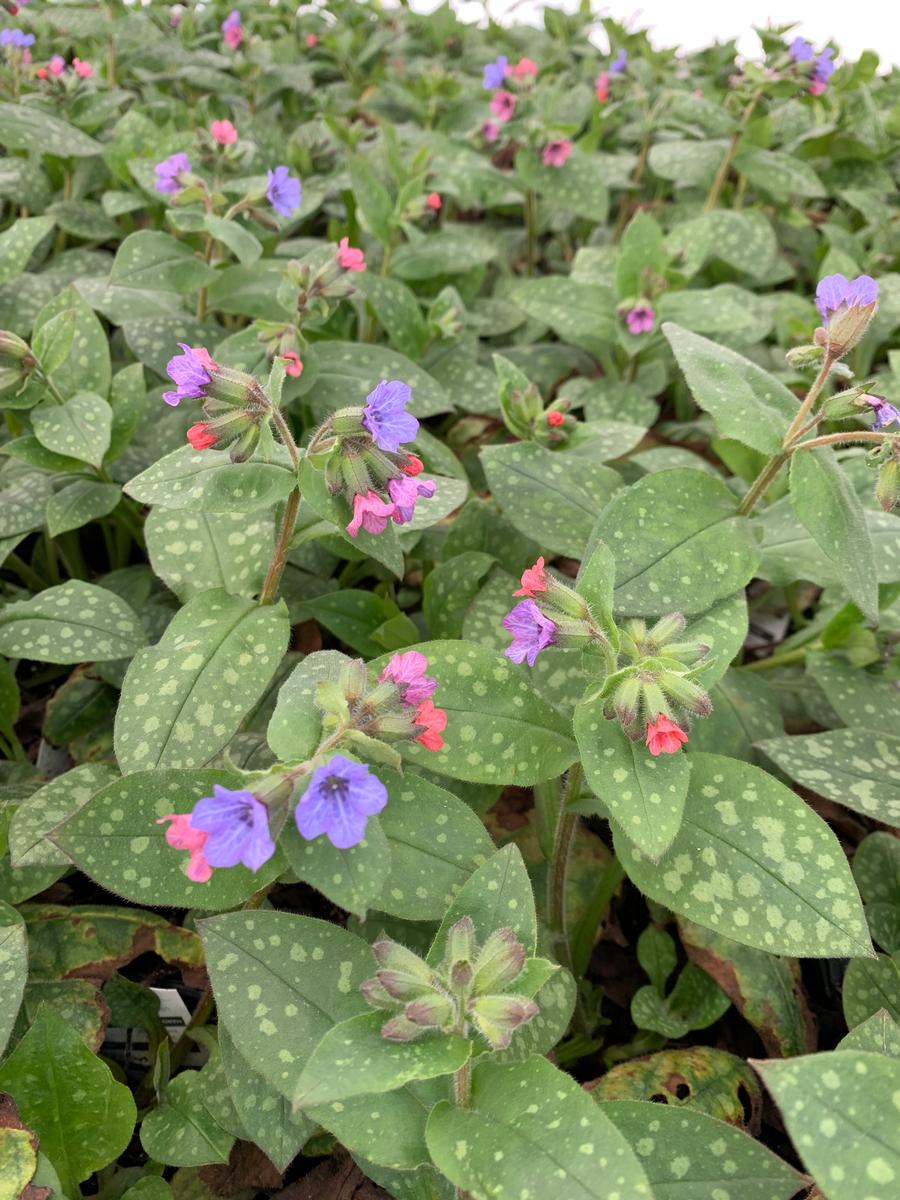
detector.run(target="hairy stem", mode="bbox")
[782,355,836,446]
[546,763,583,973]
[741,646,811,672]
[796,430,892,451]
[703,90,763,213]
[524,189,538,276]
[452,1057,473,1200]
[736,452,789,517]
[259,489,300,605]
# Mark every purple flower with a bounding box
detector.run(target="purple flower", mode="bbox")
[222,9,242,49]
[503,600,555,667]
[788,36,813,62]
[610,48,627,74]
[863,395,900,430]
[295,755,388,849]
[266,165,301,217]
[362,379,418,453]
[163,343,214,406]
[155,152,191,195]
[482,55,507,89]
[626,304,655,335]
[388,475,435,524]
[380,650,437,706]
[815,274,878,323]
[189,785,275,872]
[814,47,834,86]
[1,29,35,48]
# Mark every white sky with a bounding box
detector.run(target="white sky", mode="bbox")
[410,0,900,65]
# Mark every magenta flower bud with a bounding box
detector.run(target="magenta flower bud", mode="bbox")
[469,994,539,1049]
[359,976,395,1009]
[381,1015,425,1042]
[404,994,454,1028]
[503,600,556,666]
[472,929,526,993]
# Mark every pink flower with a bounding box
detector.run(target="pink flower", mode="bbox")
[72,57,92,78]
[210,119,237,145]
[306,33,318,47]
[489,90,516,122]
[347,490,395,537]
[186,422,217,451]
[380,650,437,706]
[541,138,572,168]
[546,411,565,428]
[595,71,610,102]
[512,57,537,79]
[337,236,366,272]
[48,54,65,76]
[35,67,47,79]
[388,475,436,524]
[158,814,212,883]
[425,192,442,211]
[646,715,688,757]
[222,9,243,50]
[281,351,303,377]
[414,699,447,751]
[809,79,827,96]
[514,557,547,598]
[626,304,655,335]
[482,120,500,143]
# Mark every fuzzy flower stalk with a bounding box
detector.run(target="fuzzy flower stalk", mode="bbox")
[360,917,546,1049]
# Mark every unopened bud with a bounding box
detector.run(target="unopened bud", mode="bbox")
[0,330,32,367]
[660,672,711,717]
[331,406,367,437]
[360,977,394,1009]
[876,459,900,512]
[785,343,825,370]
[446,916,475,966]
[469,994,539,1050]
[381,1015,425,1042]
[472,928,525,993]
[661,641,711,665]
[647,612,686,646]
[613,676,641,728]
[449,959,474,993]
[404,993,454,1028]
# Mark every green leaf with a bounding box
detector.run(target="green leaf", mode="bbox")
[31,391,112,470]
[144,507,274,602]
[115,589,289,772]
[598,469,759,616]
[839,1010,900,1058]
[615,752,873,958]
[0,473,52,537]
[373,639,578,786]
[426,1056,651,1200]
[667,210,777,279]
[31,289,111,400]
[517,146,610,220]
[616,212,666,302]
[140,1069,235,1167]
[424,552,497,640]
[688,668,783,762]
[0,901,27,1057]
[854,833,900,953]
[649,139,728,186]
[0,101,101,157]
[110,231,217,293]
[0,581,146,664]
[481,443,620,559]
[631,962,729,1038]
[282,812,391,916]
[9,762,117,870]
[349,155,395,244]
[204,215,262,266]
[0,217,53,285]
[807,651,900,728]
[664,324,796,454]
[53,769,284,910]
[0,1008,136,1197]
[759,729,900,827]
[45,480,120,537]
[511,278,616,355]
[267,649,348,764]
[391,233,497,281]
[734,148,826,199]
[755,1051,900,1200]
[0,655,19,736]
[354,273,427,359]
[843,954,900,1026]
[658,286,772,344]
[790,448,878,624]
[601,1100,803,1200]
[107,362,147,463]
[125,445,297,512]
[297,455,404,576]
[201,911,371,1098]
[575,707,690,860]
[300,341,451,421]
[318,1079,443,1172]
[427,843,536,965]
[295,1012,471,1108]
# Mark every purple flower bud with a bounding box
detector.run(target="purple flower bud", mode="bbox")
[295,754,387,849]
[387,475,436,524]
[266,165,301,217]
[469,993,539,1049]
[863,395,900,431]
[188,784,276,872]
[404,994,454,1027]
[610,48,627,74]
[472,928,526,993]
[815,274,878,356]
[813,47,834,86]
[502,599,556,666]
[162,343,214,406]
[482,55,507,89]
[381,1014,425,1042]
[154,152,192,196]
[362,379,419,453]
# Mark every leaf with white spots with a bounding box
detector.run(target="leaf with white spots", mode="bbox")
[754,1051,900,1200]
[0,581,146,665]
[601,1099,804,1200]
[614,752,873,958]
[658,286,773,344]
[125,445,297,513]
[0,472,53,538]
[839,1010,900,1059]
[853,833,900,954]
[759,729,900,827]
[733,148,826,200]
[0,900,27,1058]
[298,455,404,577]
[45,480,121,538]
[8,762,117,870]
[201,911,372,1098]
[31,288,111,400]
[31,391,112,470]
[114,589,289,773]
[0,216,53,285]
[145,507,275,601]
[51,770,284,910]
[139,1069,235,1167]
[667,209,778,279]
[807,651,900,727]
[371,639,578,786]
[511,277,617,355]
[576,704,691,860]
[427,843,536,965]
[517,145,611,220]
[843,954,900,1027]
[597,469,759,616]
[111,231,218,294]
[294,1012,471,1108]
[320,1077,446,1171]
[281,811,391,917]
[297,341,452,421]
[425,1056,651,1200]
[481,442,621,559]
[267,650,351,763]
[0,101,101,158]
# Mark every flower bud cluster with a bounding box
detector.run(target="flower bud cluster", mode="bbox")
[497,362,576,445]
[280,238,367,323]
[502,557,614,667]
[0,330,36,394]
[360,917,540,1050]
[164,344,272,462]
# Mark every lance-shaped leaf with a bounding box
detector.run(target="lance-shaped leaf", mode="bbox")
[125,446,297,513]
[839,1009,900,1058]
[144,507,275,602]
[0,581,146,664]
[0,901,27,1057]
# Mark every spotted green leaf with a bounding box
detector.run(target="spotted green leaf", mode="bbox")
[0,101,101,158]
[839,1010,900,1059]
[754,1051,900,1200]
[759,729,900,827]
[791,448,878,624]
[658,286,772,344]
[391,233,497,281]
[121,313,212,377]
[843,954,900,1027]
[125,445,297,513]
[0,900,27,1057]
[45,480,121,538]
[298,341,451,421]
[0,581,146,664]
[511,278,617,355]
[115,589,289,773]
[517,146,610,220]
[481,442,621,559]
[31,392,111,470]
[667,209,778,279]
[110,231,217,293]
[601,1100,803,1200]
[318,1078,445,1171]
[0,216,53,285]
[664,324,796,454]
[53,770,284,910]
[267,649,348,764]
[144,507,274,601]
[8,762,117,870]
[140,1069,234,1167]
[648,140,728,186]
[853,833,900,953]
[689,669,782,762]
[597,469,760,616]
[631,963,730,1039]
[354,273,428,359]
[0,1008,136,1197]
[204,214,262,266]
[576,704,691,860]
[201,911,372,1098]
[282,812,391,916]
[31,288,111,400]
[806,652,900,728]
[615,752,873,958]
[0,472,53,538]
[426,1056,651,1200]
[734,148,826,200]
[298,455,403,577]
[13,979,108,1052]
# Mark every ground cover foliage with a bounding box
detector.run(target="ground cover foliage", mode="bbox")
[1,2,900,1198]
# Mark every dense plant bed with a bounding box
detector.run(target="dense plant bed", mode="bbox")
[0,3,899,1199]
